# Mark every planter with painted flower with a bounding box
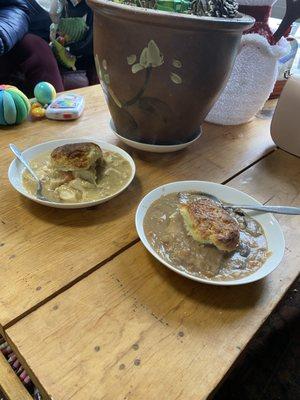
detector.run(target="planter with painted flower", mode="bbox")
[88,0,253,146]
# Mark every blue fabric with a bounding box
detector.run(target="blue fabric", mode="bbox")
[0,0,30,55]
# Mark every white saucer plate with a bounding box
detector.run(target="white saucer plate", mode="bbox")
[110,121,202,153]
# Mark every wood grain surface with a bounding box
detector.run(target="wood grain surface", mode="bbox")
[0,86,276,329]
[6,149,299,400]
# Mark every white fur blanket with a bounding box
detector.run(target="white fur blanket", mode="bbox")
[206,34,289,125]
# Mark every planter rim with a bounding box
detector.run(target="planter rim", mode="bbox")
[88,0,254,32]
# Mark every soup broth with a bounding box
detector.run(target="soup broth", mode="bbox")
[144,192,270,281]
[23,150,132,203]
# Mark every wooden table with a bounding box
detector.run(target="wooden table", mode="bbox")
[0,85,299,400]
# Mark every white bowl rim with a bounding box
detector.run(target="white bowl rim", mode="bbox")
[135,180,285,286]
[8,137,136,208]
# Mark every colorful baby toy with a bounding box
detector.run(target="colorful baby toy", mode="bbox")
[29,82,57,120]
[30,102,46,119]
[34,82,56,106]
[0,85,30,126]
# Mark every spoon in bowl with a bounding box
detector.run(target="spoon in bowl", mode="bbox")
[9,144,49,202]
[181,192,300,215]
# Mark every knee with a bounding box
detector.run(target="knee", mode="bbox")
[16,34,55,66]
[19,34,49,51]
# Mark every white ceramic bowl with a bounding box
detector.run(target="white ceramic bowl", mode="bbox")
[136,181,285,286]
[110,121,202,153]
[8,138,136,209]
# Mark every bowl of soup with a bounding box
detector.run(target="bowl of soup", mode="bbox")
[136,181,285,286]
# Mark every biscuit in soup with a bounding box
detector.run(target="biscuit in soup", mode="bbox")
[51,142,103,171]
[180,198,240,252]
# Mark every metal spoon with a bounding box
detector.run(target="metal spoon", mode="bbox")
[9,144,49,202]
[187,192,300,215]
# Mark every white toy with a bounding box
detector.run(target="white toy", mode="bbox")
[45,93,85,120]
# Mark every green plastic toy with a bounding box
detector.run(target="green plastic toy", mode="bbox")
[58,17,88,44]
[52,39,76,71]
[34,82,56,106]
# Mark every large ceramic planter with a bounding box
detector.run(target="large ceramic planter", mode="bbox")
[88,0,253,145]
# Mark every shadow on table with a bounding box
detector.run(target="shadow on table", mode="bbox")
[19,176,143,227]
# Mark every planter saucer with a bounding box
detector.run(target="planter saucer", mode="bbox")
[109,121,202,153]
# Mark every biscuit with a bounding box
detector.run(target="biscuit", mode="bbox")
[180,198,240,252]
[51,142,103,171]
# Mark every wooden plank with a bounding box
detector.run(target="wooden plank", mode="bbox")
[0,352,32,400]
[6,149,300,400]
[0,85,276,328]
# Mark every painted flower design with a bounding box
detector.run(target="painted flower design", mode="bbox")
[95,54,110,85]
[95,39,183,114]
[130,40,164,73]
[95,54,122,107]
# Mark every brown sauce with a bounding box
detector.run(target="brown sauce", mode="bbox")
[144,192,270,281]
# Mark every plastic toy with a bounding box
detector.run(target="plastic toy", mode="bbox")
[51,39,76,71]
[30,101,46,120]
[31,101,43,110]
[58,17,88,44]
[31,107,46,119]
[34,82,56,106]
[46,94,85,120]
[0,84,30,126]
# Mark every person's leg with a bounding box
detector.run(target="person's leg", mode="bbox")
[10,33,64,95]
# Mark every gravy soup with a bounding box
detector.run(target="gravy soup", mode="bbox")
[23,142,132,203]
[143,192,270,281]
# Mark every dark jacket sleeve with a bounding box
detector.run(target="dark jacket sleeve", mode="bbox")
[0,0,30,56]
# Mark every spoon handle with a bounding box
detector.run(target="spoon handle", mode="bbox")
[226,205,300,215]
[9,144,39,182]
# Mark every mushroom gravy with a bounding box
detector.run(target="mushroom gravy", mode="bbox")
[23,150,132,203]
[144,192,270,281]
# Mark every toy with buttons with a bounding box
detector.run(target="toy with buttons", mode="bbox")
[30,82,56,120]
